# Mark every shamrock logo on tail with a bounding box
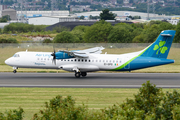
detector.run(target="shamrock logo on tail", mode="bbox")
[153,41,168,55]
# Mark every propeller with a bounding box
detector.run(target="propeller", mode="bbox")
[51,49,56,65]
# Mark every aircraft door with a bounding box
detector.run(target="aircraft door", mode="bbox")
[124,57,130,69]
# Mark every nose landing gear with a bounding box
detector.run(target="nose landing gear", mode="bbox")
[13,67,18,73]
[13,70,17,73]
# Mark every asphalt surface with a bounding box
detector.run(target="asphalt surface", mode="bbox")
[0,72,180,88]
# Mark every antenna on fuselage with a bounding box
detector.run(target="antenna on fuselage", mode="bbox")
[26,45,29,52]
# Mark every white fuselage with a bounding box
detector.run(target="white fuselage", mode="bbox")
[5,51,142,72]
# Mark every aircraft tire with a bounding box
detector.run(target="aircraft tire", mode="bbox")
[81,72,87,77]
[13,70,17,73]
[75,72,80,78]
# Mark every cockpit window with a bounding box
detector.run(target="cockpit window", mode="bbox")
[13,54,20,57]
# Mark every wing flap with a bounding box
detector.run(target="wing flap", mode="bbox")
[73,53,89,58]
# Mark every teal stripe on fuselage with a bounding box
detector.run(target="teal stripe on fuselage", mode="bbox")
[116,57,174,71]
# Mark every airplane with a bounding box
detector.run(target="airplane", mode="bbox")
[5,30,176,78]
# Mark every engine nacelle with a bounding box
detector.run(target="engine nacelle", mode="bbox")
[55,51,74,59]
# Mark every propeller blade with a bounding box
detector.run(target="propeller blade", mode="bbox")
[51,49,56,65]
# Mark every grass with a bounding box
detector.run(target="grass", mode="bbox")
[0,88,137,119]
[0,88,179,119]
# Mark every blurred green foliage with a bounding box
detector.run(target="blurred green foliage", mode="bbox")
[42,39,52,43]
[0,107,24,120]
[3,23,48,33]
[53,31,78,43]
[53,20,179,43]
[100,9,116,20]
[32,81,180,119]
[0,38,18,43]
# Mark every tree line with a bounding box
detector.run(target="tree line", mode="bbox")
[3,23,48,33]
[1,81,180,119]
[52,20,180,43]
[2,21,180,43]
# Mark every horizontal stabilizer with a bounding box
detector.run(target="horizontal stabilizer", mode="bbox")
[161,34,172,37]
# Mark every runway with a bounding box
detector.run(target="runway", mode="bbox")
[0,73,180,88]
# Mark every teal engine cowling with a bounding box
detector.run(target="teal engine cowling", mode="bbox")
[54,51,74,59]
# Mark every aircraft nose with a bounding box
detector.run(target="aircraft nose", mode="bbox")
[5,58,10,65]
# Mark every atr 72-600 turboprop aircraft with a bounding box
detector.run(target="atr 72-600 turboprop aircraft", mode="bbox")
[5,30,176,78]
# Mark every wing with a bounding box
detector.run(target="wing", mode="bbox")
[59,46,104,58]
[78,46,104,54]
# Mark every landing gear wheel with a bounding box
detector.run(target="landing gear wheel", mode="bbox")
[75,72,80,78]
[13,70,17,73]
[81,72,87,77]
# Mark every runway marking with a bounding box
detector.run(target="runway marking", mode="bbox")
[0,85,180,88]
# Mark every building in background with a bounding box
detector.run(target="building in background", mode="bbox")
[28,16,78,25]
[17,10,69,23]
[168,19,179,25]
[2,9,17,20]
[0,5,7,11]
[75,11,168,20]
[0,5,8,17]
[167,16,180,25]
[17,11,69,17]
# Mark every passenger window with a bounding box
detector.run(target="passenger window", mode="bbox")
[75,59,76,62]
[92,60,94,62]
[78,59,80,62]
[113,60,115,63]
[89,60,90,62]
[68,60,69,61]
[119,61,121,63]
[61,59,63,61]
[64,60,66,61]
[82,59,83,62]
[37,58,39,60]
[41,58,43,60]
[99,60,101,62]
[96,60,98,62]
[109,60,111,62]
[106,60,108,62]
[85,60,87,62]
[103,60,105,62]
[71,60,73,61]
[44,58,46,60]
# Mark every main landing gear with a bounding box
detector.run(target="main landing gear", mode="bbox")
[75,72,87,78]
